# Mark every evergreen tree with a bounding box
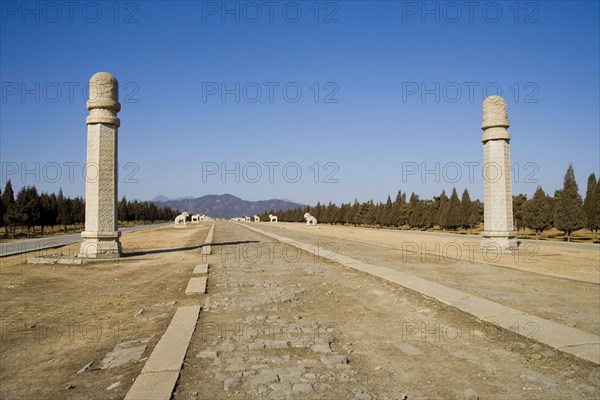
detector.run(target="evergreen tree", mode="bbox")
[435,190,448,228]
[422,200,437,228]
[57,189,69,232]
[39,192,57,236]
[582,173,599,238]
[468,200,484,230]
[0,187,4,235]
[595,178,600,240]
[118,196,130,222]
[407,192,422,228]
[2,180,16,237]
[460,189,473,230]
[512,194,527,232]
[554,164,585,241]
[440,187,461,231]
[15,186,41,236]
[381,195,393,226]
[522,186,553,239]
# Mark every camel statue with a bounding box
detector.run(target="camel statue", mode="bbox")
[175,211,189,225]
[269,214,278,223]
[304,212,318,226]
[253,215,260,222]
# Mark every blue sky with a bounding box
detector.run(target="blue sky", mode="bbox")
[1,1,599,205]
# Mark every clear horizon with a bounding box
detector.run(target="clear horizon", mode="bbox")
[2,1,599,206]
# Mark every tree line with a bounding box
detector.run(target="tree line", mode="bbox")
[262,165,600,241]
[0,180,180,238]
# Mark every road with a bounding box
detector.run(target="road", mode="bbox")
[0,223,171,257]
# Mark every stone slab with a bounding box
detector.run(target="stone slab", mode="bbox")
[124,370,180,400]
[237,223,600,365]
[193,263,209,274]
[141,306,201,373]
[201,222,216,255]
[185,277,207,295]
[125,306,200,400]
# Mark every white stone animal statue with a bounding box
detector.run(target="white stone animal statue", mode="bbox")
[245,216,251,222]
[253,215,260,222]
[191,214,200,223]
[269,214,278,223]
[304,212,318,226]
[175,212,189,225]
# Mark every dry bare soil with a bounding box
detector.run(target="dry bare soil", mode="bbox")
[0,221,598,400]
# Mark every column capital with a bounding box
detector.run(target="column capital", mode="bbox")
[86,72,121,127]
[481,95,509,130]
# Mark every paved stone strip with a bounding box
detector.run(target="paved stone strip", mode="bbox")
[125,306,201,400]
[185,276,207,294]
[193,263,209,274]
[202,222,215,255]
[237,222,600,365]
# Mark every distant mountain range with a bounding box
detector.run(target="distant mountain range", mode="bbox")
[151,194,304,219]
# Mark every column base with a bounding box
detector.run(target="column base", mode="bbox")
[79,231,122,259]
[481,231,517,251]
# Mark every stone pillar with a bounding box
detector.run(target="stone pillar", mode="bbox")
[480,95,516,251]
[79,72,122,259]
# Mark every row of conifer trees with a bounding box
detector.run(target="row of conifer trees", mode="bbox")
[261,165,600,241]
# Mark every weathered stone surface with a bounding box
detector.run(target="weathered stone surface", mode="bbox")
[223,377,242,391]
[481,95,516,250]
[79,72,122,259]
[394,342,423,356]
[101,340,147,369]
[292,382,314,393]
[141,306,201,373]
[124,371,179,400]
[320,355,348,367]
[244,372,279,388]
[193,263,209,274]
[185,277,207,295]
[196,351,218,359]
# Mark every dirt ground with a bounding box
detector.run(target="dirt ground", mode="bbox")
[1,221,598,399]
[246,223,600,336]
[0,222,211,400]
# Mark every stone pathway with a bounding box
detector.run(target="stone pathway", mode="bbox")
[239,222,600,365]
[172,221,599,400]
